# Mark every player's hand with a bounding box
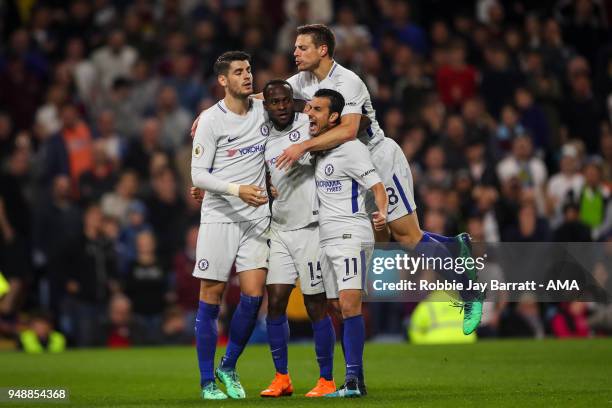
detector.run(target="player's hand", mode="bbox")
[190,186,204,204]
[239,185,269,207]
[270,185,279,199]
[372,211,387,231]
[276,143,306,170]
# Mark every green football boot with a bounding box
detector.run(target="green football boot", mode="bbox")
[455,232,484,335]
[325,378,362,398]
[462,297,484,335]
[201,382,228,400]
[215,367,246,399]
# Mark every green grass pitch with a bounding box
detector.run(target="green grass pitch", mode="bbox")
[1,339,611,407]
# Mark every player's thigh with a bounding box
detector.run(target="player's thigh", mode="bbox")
[286,225,326,296]
[320,246,339,300]
[266,229,299,286]
[388,212,423,247]
[236,217,271,296]
[193,222,240,282]
[368,138,418,223]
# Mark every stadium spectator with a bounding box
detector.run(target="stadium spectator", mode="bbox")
[41,103,94,196]
[145,169,186,268]
[161,306,192,345]
[18,312,66,353]
[514,87,551,152]
[118,201,152,276]
[0,147,33,302]
[408,290,477,344]
[496,135,548,214]
[546,144,584,227]
[64,204,118,347]
[172,226,200,328]
[124,118,166,180]
[91,29,138,92]
[498,293,545,338]
[100,170,139,227]
[0,53,45,132]
[155,85,193,151]
[165,54,206,114]
[122,231,168,342]
[579,161,611,239]
[435,39,477,109]
[494,104,526,157]
[94,110,126,169]
[503,202,551,242]
[550,302,591,338]
[79,141,118,206]
[34,85,67,140]
[553,202,592,243]
[33,175,81,315]
[98,294,147,348]
[128,60,161,118]
[479,43,524,119]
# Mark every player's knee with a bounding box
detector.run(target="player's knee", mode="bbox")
[199,280,225,304]
[390,223,423,247]
[339,302,361,318]
[338,291,362,318]
[327,299,341,319]
[267,297,288,319]
[304,294,327,322]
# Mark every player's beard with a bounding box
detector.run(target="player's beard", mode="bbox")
[227,82,252,99]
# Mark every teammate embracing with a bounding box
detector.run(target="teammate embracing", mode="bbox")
[191,51,270,400]
[309,89,388,398]
[275,24,484,335]
[258,80,337,398]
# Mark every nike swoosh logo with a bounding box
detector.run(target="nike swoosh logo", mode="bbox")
[271,348,283,353]
[195,319,201,322]
[311,280,322,287]
[228,136,239,142]
[388,207,397,214]
[342,276,356,282]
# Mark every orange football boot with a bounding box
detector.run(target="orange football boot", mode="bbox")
[305,377,336,397]
[260,373,294,397]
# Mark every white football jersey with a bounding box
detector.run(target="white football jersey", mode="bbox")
[315,139,381,244]
[192,99,270,223]
[286,61,384,149]
[265,112,318,231]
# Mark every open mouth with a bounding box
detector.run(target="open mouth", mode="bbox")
[309,120,318,134]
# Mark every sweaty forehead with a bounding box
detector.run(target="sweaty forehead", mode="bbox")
[265,84,292,99]
[296,34,315,47]
[228,60,250,72]
[310,96,329,109]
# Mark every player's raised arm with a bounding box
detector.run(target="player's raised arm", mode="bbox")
[276,113,361,169]
[191,115,267,207]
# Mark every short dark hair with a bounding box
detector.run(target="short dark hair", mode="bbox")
[296,24,335,57]
[263,79,293,98]
[314,89,345,116]
[213,51,251,76]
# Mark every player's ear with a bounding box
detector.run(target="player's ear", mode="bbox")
[217,74,227,88]
[319,44,328,58]
[329,112,339,124]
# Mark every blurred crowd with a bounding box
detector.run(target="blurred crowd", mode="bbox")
[1,0,612,350]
